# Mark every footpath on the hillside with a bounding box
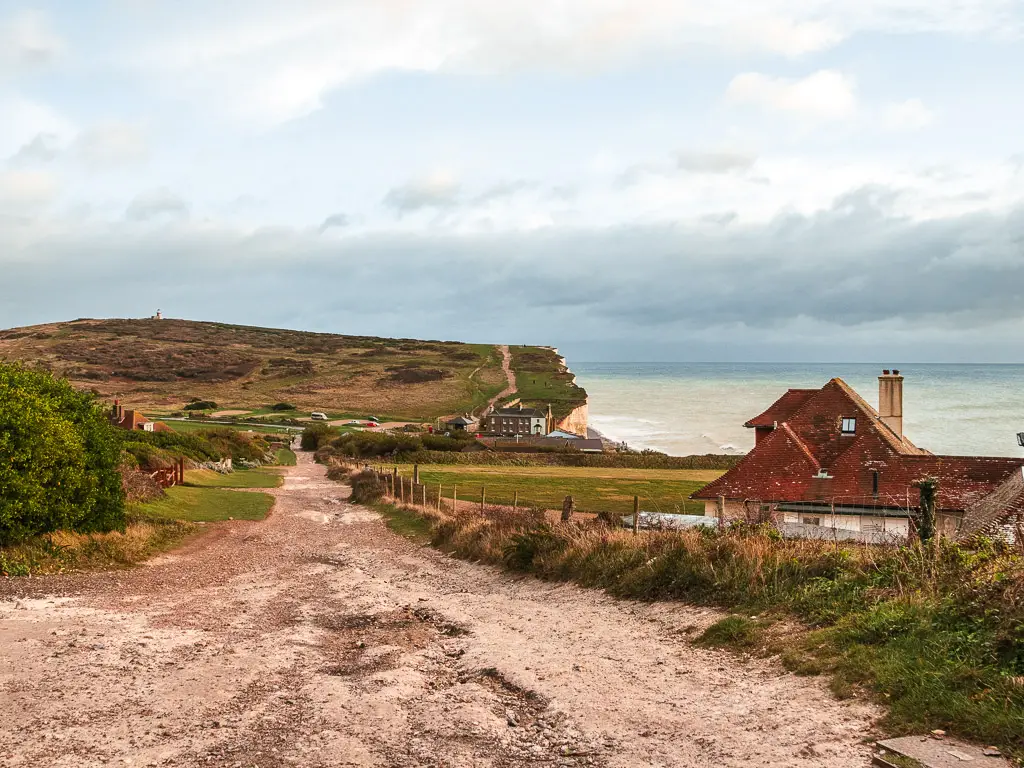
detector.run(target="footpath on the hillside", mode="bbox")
[0,453,880,768]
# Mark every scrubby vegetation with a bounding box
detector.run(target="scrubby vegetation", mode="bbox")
[0,318,515,421]
[506,346,587,421]
[338,488,1024,760]
[121,428,277,469]
[301,423,339,451]
[0,362,125,545]
[184,400,217,411]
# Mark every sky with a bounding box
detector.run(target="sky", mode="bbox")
[1,1,1023,363]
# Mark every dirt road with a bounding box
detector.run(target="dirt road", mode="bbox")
[484,344,517,414]
[0,455,880,767]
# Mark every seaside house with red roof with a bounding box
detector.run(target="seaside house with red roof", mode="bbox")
[110,400,174,433]
[691,371,1024,540]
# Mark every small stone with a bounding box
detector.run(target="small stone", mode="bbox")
[984,747,1002,757]
[930,729,946,738]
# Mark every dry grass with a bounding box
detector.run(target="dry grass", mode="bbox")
[0,517,194,576]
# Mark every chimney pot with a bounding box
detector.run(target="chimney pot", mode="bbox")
[882,369,890,375]
[893,369,900,375]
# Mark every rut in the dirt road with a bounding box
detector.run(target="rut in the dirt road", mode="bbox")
[1,453,880,768]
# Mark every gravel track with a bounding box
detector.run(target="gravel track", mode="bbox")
[0,453,881,767]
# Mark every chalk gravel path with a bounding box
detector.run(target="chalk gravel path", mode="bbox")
[0,454,880,767]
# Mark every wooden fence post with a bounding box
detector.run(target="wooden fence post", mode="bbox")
[400,476,406,504]
[561,495,574,522]
[413,464,420,485]
[633,495,640,534]
[437,485,442,512]
[513,490,518,513]
[481,486,486,514]
[453,485,458,514]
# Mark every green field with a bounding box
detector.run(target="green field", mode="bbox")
[275,448,297,466]
[184,468,283,488]
[393,464,721,515]
[134,486,274,522]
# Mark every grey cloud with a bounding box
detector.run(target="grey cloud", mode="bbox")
[318,213,349,233]
[125,188,189,221]
[10,133,60,165]
[383,176,460,214]
[472,180,538,204]
[3,193,1024,362]
[0,11,62,75]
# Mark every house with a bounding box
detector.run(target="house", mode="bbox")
[109,401,174,433]
[483,403,554,436]
[691,371,1024,540]
[446,415,479,432]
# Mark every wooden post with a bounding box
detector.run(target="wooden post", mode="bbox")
[717,495,726,531]
[421,484,427,508]
[400,476,406,504]
[480,486,486,514]
[453,485,458,514]
[561,495,574,522]
[633,495,640,534]
[437,484,442,512]
[413,464,420,485]
[513,490,518,513]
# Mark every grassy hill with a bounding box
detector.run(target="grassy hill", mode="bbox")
[0,318,536,421]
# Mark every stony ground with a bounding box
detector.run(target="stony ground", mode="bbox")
[0,453,882,767]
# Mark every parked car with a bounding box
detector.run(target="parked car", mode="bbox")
[310,412,328,421]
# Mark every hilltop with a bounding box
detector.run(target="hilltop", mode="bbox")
[0,318,584,422]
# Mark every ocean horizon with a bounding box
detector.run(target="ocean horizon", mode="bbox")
[571,362,1024,459]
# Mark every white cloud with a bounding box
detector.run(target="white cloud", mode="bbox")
[725,69,858,121]
[0,10,63,76]
[125,188,188,221]
[116,0,1021,124]
[0,169,58,208]
[882,98,935,131]
[74,123,149,170]
[0,94,75,159]
[10,133,61,165]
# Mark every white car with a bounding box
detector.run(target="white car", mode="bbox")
[310,412,329,421]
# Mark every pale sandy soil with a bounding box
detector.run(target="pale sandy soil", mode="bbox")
[0,454,882,768]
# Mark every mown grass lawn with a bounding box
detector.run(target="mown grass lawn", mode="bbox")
[275,448,297,466]
[393,464,721,515]
[135,486,274,522]
[184,468,283,488]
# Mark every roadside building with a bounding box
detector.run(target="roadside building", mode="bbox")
[691,371,1024,540]
[109,400,174,433]
[445,415,479,432]
[483,403,554,436]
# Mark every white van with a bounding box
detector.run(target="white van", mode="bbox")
[310,412,328,421]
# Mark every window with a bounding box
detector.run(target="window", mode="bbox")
[801,516,821,526]
[841,417,856,434]
[872,470,880,495]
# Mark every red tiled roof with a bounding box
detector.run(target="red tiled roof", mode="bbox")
[693,377,1024,514]
[744,389,817,428]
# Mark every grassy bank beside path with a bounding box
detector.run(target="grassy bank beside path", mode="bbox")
[185,468,283,489]
[134,486,274,523]
[391,464,719,515]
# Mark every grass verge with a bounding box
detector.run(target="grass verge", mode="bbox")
[391,464,715,515]
[184,468,282,488]
[373,503,434,543]
[0,514,195,577]
[275,448,297,466]
[134,485,274,522]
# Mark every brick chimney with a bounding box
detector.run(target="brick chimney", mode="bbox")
[878,369,903,439]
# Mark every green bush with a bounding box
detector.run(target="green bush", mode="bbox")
[183,400,217,411]
[349,471,385,504]
[301,423,337,451]
[271,402,296,411]
[0,363,125,544]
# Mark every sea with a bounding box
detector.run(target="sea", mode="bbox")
[572,363,1024,459]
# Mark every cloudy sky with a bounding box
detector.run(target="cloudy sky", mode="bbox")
[1,1,1023,362]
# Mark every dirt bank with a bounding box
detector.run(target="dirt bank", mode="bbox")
[0,453,880,767]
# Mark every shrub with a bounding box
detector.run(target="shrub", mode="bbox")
[184,400,217,411]
[0,363,125,544]
[301,423,337,451]
[349,470,385,504]
[271,402,296,411]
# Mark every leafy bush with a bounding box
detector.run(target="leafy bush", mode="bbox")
[301,423,337,451]
[271,402,296,411]
[0,363,125,544]
[184,400,217,411]
[121,428,272,467]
